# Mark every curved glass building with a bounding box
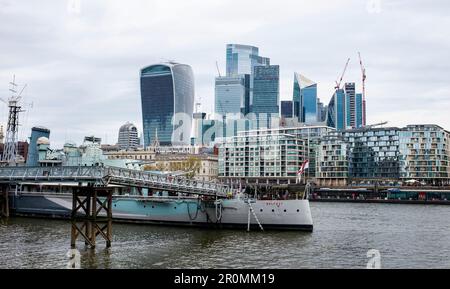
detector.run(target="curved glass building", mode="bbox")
[140,63,194,146]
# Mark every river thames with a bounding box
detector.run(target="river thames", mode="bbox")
[1,202,449,269]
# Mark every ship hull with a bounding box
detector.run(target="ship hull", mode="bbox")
[10,192,313,231]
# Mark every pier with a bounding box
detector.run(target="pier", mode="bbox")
[71,185,113,248]
[0,166,235,248]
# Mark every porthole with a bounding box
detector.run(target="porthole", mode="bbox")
[152,205,155,209]
[297,209,300,212]
[174,207,177,209]
[272,209,275,212]
[260,209,263,212]
[284,209,287,212]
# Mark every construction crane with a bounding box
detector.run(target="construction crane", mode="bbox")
[217,99,228,144]
[335,58,351,91]
[364,121,388,129]
[358,52,367,126]
[215,61,222,77]
[195,96,202,113]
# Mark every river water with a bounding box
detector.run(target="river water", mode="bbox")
[1,202,449,269]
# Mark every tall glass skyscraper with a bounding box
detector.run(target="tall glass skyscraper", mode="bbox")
[300,74,318,123]
[293,73,301,120]
[356,93,363,128]
[226,44,270,76]
[344,83,364,129]
[293,73,318,123]
[335,89,346,130]
[215,75,250,116]
[251,65,280,117]
[345,83,356,128]
[326,89,346,131]
[140,62,194,147]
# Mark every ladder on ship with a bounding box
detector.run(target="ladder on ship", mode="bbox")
[246,199,263,232]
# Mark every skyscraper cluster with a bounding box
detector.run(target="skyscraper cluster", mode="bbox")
[139,43,366,147]
[215,44,279,119]
[326,83,364,130]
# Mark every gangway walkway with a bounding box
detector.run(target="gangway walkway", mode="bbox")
[0,166,237,248]
[0,166,233,197]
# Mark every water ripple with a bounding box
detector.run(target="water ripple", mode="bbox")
[1,203,450,268]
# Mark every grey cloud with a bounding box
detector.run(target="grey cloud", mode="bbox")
[0,0,449,148]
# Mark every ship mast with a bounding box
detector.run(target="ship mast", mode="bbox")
[1,75,27,166]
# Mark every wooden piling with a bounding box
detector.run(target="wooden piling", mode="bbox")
[0,185,9,218]
[71,185,113,249]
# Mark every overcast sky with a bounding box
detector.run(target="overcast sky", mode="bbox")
[1,0,449,147]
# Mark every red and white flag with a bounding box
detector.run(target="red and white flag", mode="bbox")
[297,159,309,175]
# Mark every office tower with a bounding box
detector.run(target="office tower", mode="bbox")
[117,122,139,150]
[327,89,346,131]
[293,73,318,123]
[140,62,194,146]
[292,73,301,120]
[214,74,250,116]
[356,93,363,128]
[281,101,293,118]
[345,83,356,128]
[344,83,365,129]
[317,99,327,122]
[26,126,50,166]
[300,74,318,123]
[226,44,270,77]
[344,83,363,129]
[251,65,280,122]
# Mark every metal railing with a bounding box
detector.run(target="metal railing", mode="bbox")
[0,166,233,197]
